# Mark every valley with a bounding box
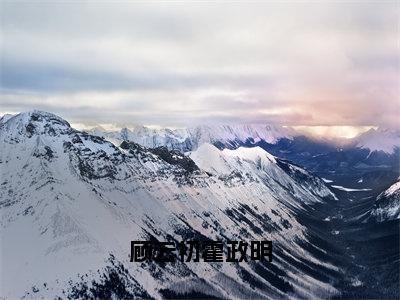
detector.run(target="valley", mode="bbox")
[302,187,399,299]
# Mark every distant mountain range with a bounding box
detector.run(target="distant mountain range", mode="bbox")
[82,122,400,154]
[86,124,296,153]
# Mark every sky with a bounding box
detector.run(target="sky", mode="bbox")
[1,1,399,137]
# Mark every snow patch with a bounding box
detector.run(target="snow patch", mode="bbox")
[331,185,372,192]
[350,277,363,287]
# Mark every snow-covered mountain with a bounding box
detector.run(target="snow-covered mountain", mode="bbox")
[88,124,296,152]
[189,144,336,204]
[371,180,400,222]
[354,127,400,154]
[1,110,340,299]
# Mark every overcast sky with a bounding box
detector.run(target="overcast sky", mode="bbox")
[1,1,399,130]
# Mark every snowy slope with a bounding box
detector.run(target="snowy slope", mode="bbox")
[190,144,336,205]
[371,180,400,221]
[0,113,14,124]
[1,111,339,299]
[355,128,400,153]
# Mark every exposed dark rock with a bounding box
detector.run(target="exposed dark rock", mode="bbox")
[148,146,199,173]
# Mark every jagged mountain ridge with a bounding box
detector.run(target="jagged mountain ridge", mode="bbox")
[1,110,341,299]
[85,122,400,155]
[88,123,297,152]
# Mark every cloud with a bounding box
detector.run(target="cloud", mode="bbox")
[1,1,399,128]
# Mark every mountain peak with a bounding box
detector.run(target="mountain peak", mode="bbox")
[355,127,400,153]
[222,146,277,164]
[1,110,72,138]
[7,110,70,126]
